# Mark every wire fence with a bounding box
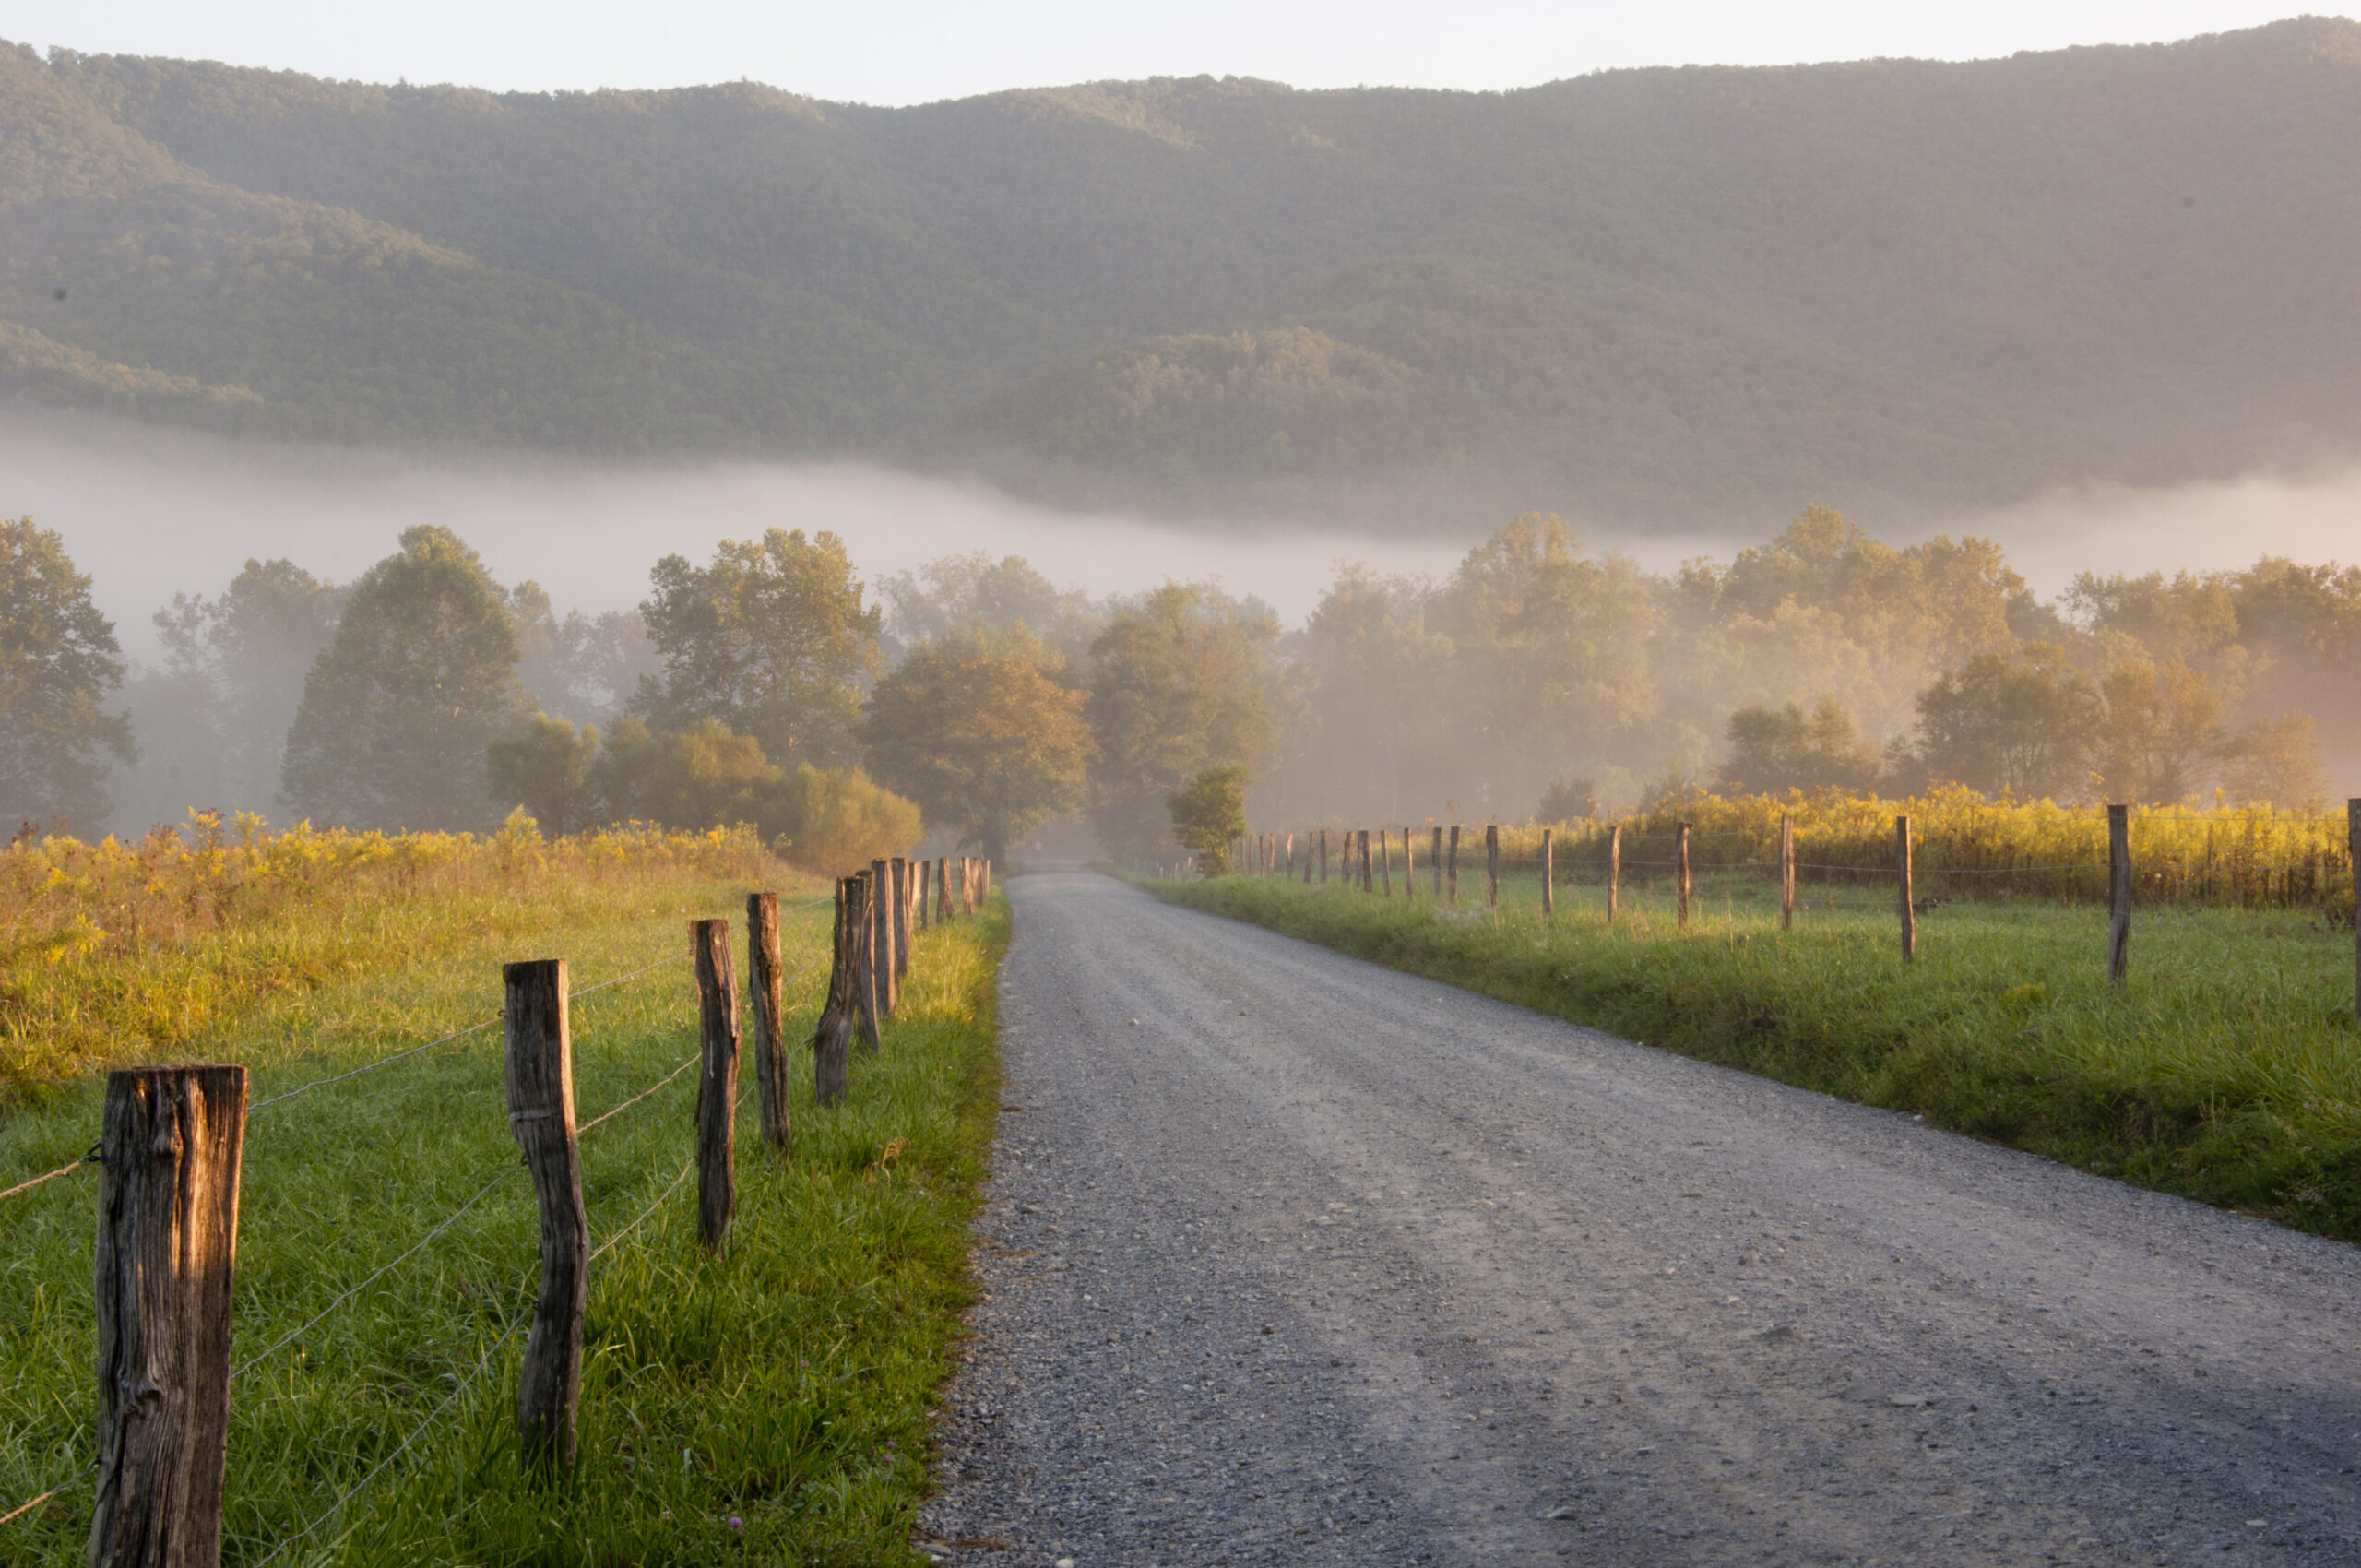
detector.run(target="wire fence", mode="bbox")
[0,872,899,1556]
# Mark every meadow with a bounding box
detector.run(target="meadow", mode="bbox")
[1,819,1002,1567]
[1156,798,2361,1241]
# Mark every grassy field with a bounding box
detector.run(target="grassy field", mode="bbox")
[1152,864,2361,1241]
[1,844,1003,1567]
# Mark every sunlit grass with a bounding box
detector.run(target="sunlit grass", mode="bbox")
[0,861,1004,1567]
[1157,866,2361,1240]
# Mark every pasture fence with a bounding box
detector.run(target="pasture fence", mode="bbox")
[1195,800,2361,1013]
[1,853,992,1565]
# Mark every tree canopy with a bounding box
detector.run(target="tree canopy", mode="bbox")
[0,517,132,830]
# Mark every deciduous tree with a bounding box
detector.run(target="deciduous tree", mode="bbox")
[0,517,133,830]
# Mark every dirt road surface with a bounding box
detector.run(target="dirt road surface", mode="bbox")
[918,873,2361,1566]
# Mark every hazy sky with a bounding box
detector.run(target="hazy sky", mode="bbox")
[0,1,2317,103]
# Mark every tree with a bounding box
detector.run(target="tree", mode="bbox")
[2094,661,2222,803]
[1086,583,1285,860]
[876,552,1102,669]
[2220,713,2326,809]
[772,763,923,875]
[487,714,600,834]
[1911,643,2099,799]
[0,517,133,830]
[862,626,1093,860]
[1168,766,1248,875]
[280,526,527,829]
[1715,696,1880,796]
[635,529,882,769]
[1293,563,1456,821]
[134,557,343,821]
[595,717,782,832]
[1536,777,1599,823]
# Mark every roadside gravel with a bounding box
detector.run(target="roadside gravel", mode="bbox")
[918,873,2361,1566]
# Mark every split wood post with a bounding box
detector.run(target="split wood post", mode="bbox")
[964,856,979,914]
[89,1064,247,1566]
[2108,803,2131,984]
[1319,828,1329,884]
[812,877,860,1104]
[1676,823,1691,930]
[1447,826,1461,903]
[502,961,584,1474]
[853,871,882,1051]
[691,919,739,1255]
[916,860,930,931]
[980,860,992,902]
[1896,815,1916,963]
[1779,813,1796,932]
[1403,827,1415,899]
[746,894,788,1154]
[1430,826,1442,897]
[1302,835,1314,885]
[1542,828,1555,920]
[1608,825,1621,924]
[1287,832,1296,876]
[1380,829,1393,897]
[2350,799,2361,1021]
[870,860,900,1018]
[1486,825,1500,909]
[937,856,952,922]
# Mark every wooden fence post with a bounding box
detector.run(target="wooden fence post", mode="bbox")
[1542,828,1554,920]
[1430,826,1442,897]
[1486,825,1500,909]
[1780,812,1796,932]
[2350,799,2361,1021]
[1896,815,1916,962]
[1302,834,1314,885]
[89,1064,247,1564]
[692,920,738,1255]
[891,858,911,983]
[980,860,991,902]
[853,871,882,1051]
[936,856,952,922]
[1676,823,1691,930]
[870,860,899,1019]
[1318,828,1329,884]
[812,877,860,1103]
[2108,803,2131,984]
[1380,829,1393,897]
[746,894,788,1153]
[1447,826,1460,903]
[1402,827,1415,899]
[501,962,584,1474]
[916,860,931,931]
[1608,824,1621,924]
[1287,832,1296,875]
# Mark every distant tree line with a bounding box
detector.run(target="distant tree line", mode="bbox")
[3,505,2353,862]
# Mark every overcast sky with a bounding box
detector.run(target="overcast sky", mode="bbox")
[0,1,2320,103]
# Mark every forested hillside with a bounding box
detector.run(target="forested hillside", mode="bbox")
[5,19,2360,518]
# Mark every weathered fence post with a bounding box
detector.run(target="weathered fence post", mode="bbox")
[1676,823,1691,930]
[854,871,883,1051]
[870,860,899,1019]
[891,857,911,983]
[1402,826,1415,899]
[1447,826,1461,903]
[1779,812,1796,932]
[1287,832,1296,876]
[1608,824,1621,924]
[1542,828,1555,920]
[917,860,931,931]
[1486,825,1500,909]
[980,860,992,902]
[936,856,953,922]
[2108,803,2131,984]
[1316,828,1328,884]
[2350,799,2361,1021]
[89,1063,247,1564]
[502,962,584,1475]
[691,920,738,1255]
[746,894,788,1154]
[1430,826,1442,897]
[812,877,860,1103]
[1380,829,1393,897]
[1896,815,1916,962]
[1357,829,1371,893]
[1302,834,1314,885]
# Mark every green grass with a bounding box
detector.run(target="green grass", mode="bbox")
[1152,867,2361,1241]
[0,869,1005,1567]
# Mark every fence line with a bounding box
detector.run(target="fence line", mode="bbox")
[0,1146,96,1203]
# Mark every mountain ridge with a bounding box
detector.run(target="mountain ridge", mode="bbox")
[4,19,2358,527]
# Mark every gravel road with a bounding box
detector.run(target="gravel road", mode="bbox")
[917,873,2361,1567]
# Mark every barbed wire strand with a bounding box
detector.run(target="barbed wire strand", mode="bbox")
[0,1151,94,1205]
[231,1164,523,1381]
[0,1463,94,1528]
[250,1313,526,1568]
[588,1156,696,1265]
[577,1056,697,1138]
